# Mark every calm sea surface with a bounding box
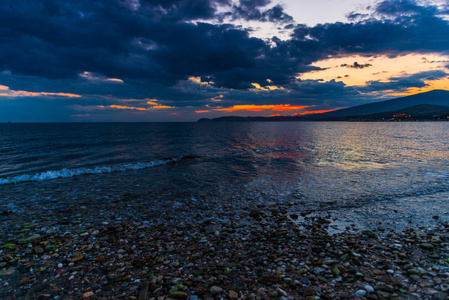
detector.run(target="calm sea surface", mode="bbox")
[1,122,449,207]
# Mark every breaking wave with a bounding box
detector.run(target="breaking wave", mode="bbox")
[0,157,186,185]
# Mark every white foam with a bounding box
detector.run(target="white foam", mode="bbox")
[0,157,180,185]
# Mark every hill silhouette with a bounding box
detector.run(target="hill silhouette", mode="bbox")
[198,90,449,122]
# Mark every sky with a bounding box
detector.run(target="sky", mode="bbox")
[1,0,449,122]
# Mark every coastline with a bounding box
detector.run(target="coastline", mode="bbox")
[1,184,449,299]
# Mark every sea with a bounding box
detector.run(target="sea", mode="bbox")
[1,122,449,225]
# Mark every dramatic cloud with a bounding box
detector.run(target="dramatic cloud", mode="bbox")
[2,0,448,88]
[0,0,448,121]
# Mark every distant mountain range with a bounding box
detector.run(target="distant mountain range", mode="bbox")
[198,89,449,122]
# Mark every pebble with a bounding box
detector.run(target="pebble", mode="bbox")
[228,290,239,299]
[364,285,374,293]
[18,277,30,286]
[1,192,449,300]
[210,286,223,295]
[34,246,44,254]
[276,287,288,297]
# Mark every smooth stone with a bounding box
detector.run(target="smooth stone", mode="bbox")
[210,286,223,295]
[45,244,56,252]
[420,243,434,250]
[364,285,374,293]
[283,277,293,284]
[18,277,30,286]
[0,268,17,276]
[228,290,239,300]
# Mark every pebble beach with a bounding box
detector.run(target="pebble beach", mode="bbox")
[1,182,449,300]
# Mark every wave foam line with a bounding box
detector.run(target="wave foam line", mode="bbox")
[0,157,181,185]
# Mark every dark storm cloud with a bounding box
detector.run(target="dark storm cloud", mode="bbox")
[341,62,373,69]
[2,0,297,90]
[0,0,270,85]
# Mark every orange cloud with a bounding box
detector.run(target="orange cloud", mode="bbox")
[152,105,174,109]
[189,76,214,85]
[146,99,158,105]
[214,104,308,112]
[195,110,210,113]
[0,86,81,98]
[269,114,281,117]
[299,109,337,115]
[109,105,147,111]
[103,104,175,111]
[211,95,223,102]
[106,78,124,83]
[40,92,81,97]
[291,113,298,116]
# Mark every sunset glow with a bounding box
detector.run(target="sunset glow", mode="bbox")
[387,77,449,96]
[214,104,308,112]
[300,54,449,87]
[299,109,338,115]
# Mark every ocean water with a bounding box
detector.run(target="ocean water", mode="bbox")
[1,122,449,209]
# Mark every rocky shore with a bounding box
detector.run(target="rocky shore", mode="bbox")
[1,190,449,299]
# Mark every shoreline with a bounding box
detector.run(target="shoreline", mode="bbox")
[1,189,449,299]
